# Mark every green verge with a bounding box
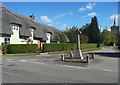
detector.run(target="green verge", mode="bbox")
[2,53,38,56]
[48,47,101,54]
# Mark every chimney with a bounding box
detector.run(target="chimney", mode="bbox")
[29,14,35,20]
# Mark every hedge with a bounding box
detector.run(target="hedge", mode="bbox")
[6,44,38,54]
[43,43,97,52]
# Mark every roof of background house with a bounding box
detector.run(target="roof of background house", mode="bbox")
[0,5,60,41]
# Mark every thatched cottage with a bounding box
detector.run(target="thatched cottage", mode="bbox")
[0,5,64,49]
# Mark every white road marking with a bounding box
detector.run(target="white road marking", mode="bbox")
[19,60,28,63]
[104,69,113,72]
[8,61,16,62]
[55,64,115,72]
[6,59,12,61]
[35,62,45,64]
[55,64,90,70]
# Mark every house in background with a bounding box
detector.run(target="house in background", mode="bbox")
[0,5,64,50]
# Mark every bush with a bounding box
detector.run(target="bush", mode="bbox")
[0,43,7,54]
[43,43,76,52]
[43,43,97,52]
[6,44,38,54]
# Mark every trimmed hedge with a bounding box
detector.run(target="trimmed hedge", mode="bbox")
[43,43,97,52]
[6,44,38,54]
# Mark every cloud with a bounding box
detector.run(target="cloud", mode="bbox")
[79,3,96,12]
[86,3,96,10]
[82,12,97,17]
[48,24,52,26]
[107,29,111,31]
[88,12,97,16]
[40,16,52,23]
[61,24,67,29]
[110,14,120,25]
[54,11,73,19]
[79,8,86,12]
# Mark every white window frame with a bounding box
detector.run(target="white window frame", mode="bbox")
[4,38,10,44]
[10,24,19,30]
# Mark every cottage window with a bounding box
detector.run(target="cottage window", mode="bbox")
[46,32,51,43]
[4,38,10,44]
[10,24,19,30]
[29,28,35,34]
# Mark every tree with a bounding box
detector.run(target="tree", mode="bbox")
[118,34,120,49]
[82,16,101,43]
[65,26,77,43]
[101,29,117,45]
[80,34,89,43]
[53,31,68,43]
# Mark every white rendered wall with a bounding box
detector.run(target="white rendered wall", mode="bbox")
[46,33,51,43]
[0,36,5,45]
[0,36,3,45]
[0,34,10,45]
[10,24,19,44]
[29,28,38,44]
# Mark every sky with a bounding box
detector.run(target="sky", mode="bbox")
[2,2,119,32]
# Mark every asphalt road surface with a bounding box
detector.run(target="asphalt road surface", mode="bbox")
[1,47,119,83]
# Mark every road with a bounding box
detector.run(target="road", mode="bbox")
[1,47,119,83]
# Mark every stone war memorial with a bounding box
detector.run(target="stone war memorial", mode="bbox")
[61,28,95,63]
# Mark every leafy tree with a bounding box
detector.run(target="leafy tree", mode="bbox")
[82,16,101,43]
[101,29,117,45]
[118,34,120,49]
[66,26,77,43]
[65,26,89,44]
[53,31,68,43]
[80,34,89,43]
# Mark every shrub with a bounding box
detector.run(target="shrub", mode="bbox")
[0,43,7,54]
[43,43,76,52]
[6,44,38,54]
[43,43,97,52]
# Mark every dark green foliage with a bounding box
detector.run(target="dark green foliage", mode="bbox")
[43,43,76,52]
[97,43,100,48]
[0,43,7,54]
[80,34,89,43]
[6,44,38,54]
[66,26,77,43]
[43,43,97,52]
[118,34,120,49]
[82,16,101,43]
[53,31,68,43]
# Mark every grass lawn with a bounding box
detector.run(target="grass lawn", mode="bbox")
[2,53,38,56]
[47,48,101,54]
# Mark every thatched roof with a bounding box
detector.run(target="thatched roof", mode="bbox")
[1,5,59,41]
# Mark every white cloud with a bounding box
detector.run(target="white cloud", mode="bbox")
[107,29,111,31]
[40,16,52,23]
[88,12,97,16]
[79,8,86,12]
[86,3,96,10]
[99,26,104,30]
[54,11,73,19]
[82,12,97,17]
[61,24,67,29]
[110,14,120,25]
[48,24,52,26]
[79,3,96,12]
